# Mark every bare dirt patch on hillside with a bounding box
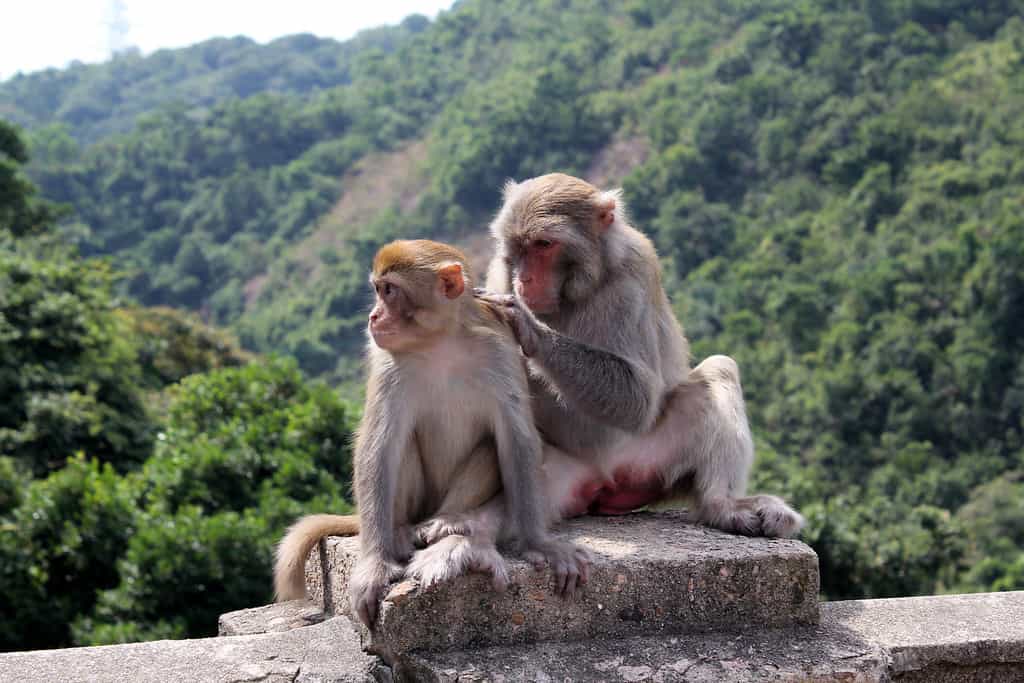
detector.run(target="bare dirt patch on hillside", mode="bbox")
[585,135,650,189]
[242,140,430,309]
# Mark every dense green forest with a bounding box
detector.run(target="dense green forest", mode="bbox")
[2,0,1023,652]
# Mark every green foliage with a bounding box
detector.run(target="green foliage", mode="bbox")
[121,306,252,390]
[143,358,354,516]
[0,456,135,650]
[0,125,355,650]
[0,360,355,651]
[0,27,432,145]
[76,359,354,645]
[0,134,154,476]
[4,0,1024,651]
[0,120,56,235]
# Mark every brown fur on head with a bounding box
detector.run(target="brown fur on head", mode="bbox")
[368,240,474,352]
[373,239,470,278]
[491,173,622,315]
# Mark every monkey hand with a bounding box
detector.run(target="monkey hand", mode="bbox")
[521,538,592,597]
[474,290,546,357]
[349,554,404,628]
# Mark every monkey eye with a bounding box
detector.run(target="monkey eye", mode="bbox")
[533,239,554,249]
[380,282,396,299]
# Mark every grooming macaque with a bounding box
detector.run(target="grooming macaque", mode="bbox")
[478,173,803,537]
[274,239,588,627]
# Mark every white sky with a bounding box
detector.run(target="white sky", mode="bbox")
[0,0,455,80]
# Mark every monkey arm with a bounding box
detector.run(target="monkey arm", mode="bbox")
[350,380,415,626]
[354,419,409,565]
[535,330,662,433]
[353,384,414,563]
[492,386,549,546]
[492,394,591,596]
[478,291,663,433]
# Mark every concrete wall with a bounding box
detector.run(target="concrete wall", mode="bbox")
[2,513,1022,682]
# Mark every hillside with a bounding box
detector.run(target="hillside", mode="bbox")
[0,18,429,145]
[3,0,1024,649]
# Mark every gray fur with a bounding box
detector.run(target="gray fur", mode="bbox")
[350,247,588,628]
[487,174,804,539]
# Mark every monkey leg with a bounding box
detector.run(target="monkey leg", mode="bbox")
[591,355,803,537]
[407,496,510,592]
[414,441,502,546]
[411,448,594,596]
[683,356,803,538]
[542,444,606,519]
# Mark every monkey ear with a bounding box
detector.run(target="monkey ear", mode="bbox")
[437,262,465,300]
[594,190,620,231]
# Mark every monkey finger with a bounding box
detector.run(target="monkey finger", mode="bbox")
[522,549,547,572]
[490,565,510,593]
[555,565,569,596]
[575,548,593,584]
[557,562,581,597]
[476,292,517,308]
[356,597,375,629]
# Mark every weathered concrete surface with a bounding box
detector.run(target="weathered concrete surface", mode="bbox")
[308,511,819,656]
[6,590,1023,682]
[404,591,1024,682]
[404,618,886,682]
[0,616,388,683]
[218,598,326,636]
[830,592,1024,682]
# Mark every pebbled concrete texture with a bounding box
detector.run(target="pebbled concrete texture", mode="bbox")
[5,592,1024,682]
[403,592,1024,682]
[403,617,887,682]
[308,511,820,656]
[218,598,326,636]
[0,616,388,683]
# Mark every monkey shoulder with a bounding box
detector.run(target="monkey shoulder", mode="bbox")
[616,227,665,295]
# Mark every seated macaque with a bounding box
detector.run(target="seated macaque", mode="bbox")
[274,239,588,626]
[479,173,804,537]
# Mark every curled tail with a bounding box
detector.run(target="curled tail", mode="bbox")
[274,514,360,601]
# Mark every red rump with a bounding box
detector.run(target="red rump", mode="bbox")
[568,467,667,517]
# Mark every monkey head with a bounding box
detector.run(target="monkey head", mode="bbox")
[368,240,469,352]
[491,173,620,315]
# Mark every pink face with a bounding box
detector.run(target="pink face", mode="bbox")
[513,238,563,315]
[368,278,415,351]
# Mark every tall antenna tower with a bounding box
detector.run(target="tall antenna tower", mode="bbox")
[106,0,131,57]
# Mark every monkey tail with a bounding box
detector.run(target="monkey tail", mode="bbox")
[274,514,360,601]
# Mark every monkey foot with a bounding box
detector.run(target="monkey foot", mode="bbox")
[406,535,509,593]
[414,515,473,546]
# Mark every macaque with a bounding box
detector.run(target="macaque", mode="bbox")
[274,239,588,627]
[479,173,804,537]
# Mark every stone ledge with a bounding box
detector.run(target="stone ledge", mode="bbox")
[218,599,326,637]
[828,591,1024,680]
[308,511,820,656]
[4,591,1022,682]
[404,591,1024,682]
[0,616,385,683]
